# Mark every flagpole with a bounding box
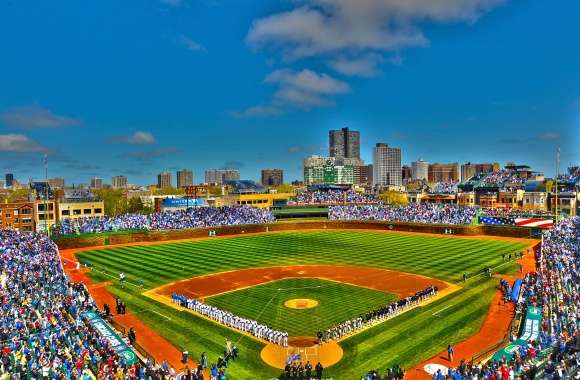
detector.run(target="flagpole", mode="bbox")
[555,147,559,224]
[44,154,49,236]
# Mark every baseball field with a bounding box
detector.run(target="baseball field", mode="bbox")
[74,230,532,379]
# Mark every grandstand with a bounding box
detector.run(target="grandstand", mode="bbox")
[223,180,266,194]
[29,181,54,200]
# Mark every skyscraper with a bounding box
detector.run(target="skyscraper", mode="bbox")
[329,127,360,159]
[402,165,412,182]
[90,177,103,189]
[112,175,128,189]
[176,169,193,188]
[204,169,240,184]
[157,171,172,188]
[261,169,284,187]
[411,159,429,181]
[373,143,402,187]
[5,174,14,188]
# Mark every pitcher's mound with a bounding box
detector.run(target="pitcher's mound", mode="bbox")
[284,298,319,309]
[261,337,343,369]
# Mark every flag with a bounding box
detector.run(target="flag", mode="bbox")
[514,218,554,228]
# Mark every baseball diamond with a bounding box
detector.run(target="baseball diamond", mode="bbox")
[70,229,536,379]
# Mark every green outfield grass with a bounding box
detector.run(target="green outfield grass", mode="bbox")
[77,230,529,379]
[205,278,398,336]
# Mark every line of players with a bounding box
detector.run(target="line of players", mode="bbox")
[317,286,439,342]
[171,293,289,347]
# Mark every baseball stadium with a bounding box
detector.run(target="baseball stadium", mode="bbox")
[17,187,571,380]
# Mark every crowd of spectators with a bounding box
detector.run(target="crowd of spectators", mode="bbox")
[172,294,288,347]
[289,190,379,205]
[361,365,405,380]
[51,206,275,236]
[429,217,579,379]
[481,170,526,187]
[63,188,99,200]
[428,182,458,194]
[329,204,477,225]
[0,230,179,379]
[481,208,555,218]
[321,286,438,343]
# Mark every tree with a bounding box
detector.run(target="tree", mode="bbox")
[378,190,408,205]
[6,189,30,202]
[93,188,127,216]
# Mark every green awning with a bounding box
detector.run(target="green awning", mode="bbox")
[82,311,139,365]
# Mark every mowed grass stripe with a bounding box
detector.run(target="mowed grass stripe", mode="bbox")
[77,230,529,379]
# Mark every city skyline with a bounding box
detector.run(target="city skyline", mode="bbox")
[0,1,579,185]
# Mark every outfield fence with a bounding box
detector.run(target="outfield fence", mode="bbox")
[54,220,539,249]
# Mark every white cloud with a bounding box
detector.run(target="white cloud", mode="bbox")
[264,68,350,107]
[0,134,48,152]
[246,0,503,60]
[1,105,81,128]
[231,105,283,118]
[128,131,156,145]
[328,53,386,77]
[179,35,206,52]
[107,131,156,145]
[540,132,560,140]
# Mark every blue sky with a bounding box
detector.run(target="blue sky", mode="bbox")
[0,0,578,185]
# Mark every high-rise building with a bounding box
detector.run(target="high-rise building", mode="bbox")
[90,177,103,189]
[5,174,14,188]
[157,171,172,188]
[428,163,459,183]
[48,177,65,189]
[402,165,413,182]
[261,169,284,187]
[411,159,429,181]
[176,169,193,188]
[204,169,240,184]
[460,162,500,181]
[359,164,373,186]
[373,143,402,187]
[112,175,128,189]
[329,127,360,159]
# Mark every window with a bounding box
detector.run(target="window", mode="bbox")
[4,214,10,218]
[13,210,18,216]
[73,209,81,215]
[83,209,91,214]
[21,208,32,214]
[94,208,102,214]
[62,210,70,216]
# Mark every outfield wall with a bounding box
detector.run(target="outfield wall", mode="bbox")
[54,220,537,249]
